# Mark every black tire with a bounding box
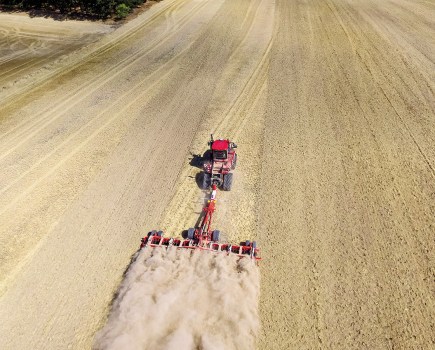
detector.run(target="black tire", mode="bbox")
[202,172,211,189]
[245,240,250,247]
[212,230,220,242]
[222,173,233,191]
[157,231,163,237]
[252,241,257,257]
[187,228,195,239]
[148,230,157,237]
[231,153,237,170]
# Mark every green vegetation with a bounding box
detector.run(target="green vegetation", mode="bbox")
[0,0,147,19]
[115,3,130,19]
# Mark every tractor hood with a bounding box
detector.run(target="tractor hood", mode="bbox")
[211,140,229,151]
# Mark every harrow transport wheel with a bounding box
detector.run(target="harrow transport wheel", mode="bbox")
[202,172,211,189]
[187,228,195,239]
[157,231,163,237]
[231,153,237,170]
[223,173,233,191]
[148,230,157,237]
[212,230,220,242]
[245,240,250,246]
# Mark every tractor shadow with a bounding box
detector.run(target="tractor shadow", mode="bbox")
[194,172,204,189]
[189,153,203,169]
[188,151,211,190]
[189,150,211,169]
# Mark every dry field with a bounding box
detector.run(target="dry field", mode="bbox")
[0,0,434,349]
[0,13,113,100]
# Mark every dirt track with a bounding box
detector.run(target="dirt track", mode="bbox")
[0,0,434,349]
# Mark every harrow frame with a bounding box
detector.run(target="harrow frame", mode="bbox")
[140,185,260,261]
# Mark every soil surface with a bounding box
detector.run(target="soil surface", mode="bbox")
[0,0,434,349]
[0,13,113,98]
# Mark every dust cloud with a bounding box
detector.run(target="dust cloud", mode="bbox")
[94,247,260,350]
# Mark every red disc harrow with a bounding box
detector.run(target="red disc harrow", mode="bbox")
[141,184,260,261]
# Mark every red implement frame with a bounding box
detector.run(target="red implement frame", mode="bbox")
[140,185,261,261]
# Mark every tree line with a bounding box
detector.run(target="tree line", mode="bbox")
[0,0,148,19]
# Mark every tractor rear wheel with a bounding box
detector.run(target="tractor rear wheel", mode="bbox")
[252,241,257,257]
[222,173,233,191]
[231,153,237,170]
[212,230,220,242]
[202,172,211,189]
[187,228,195,239]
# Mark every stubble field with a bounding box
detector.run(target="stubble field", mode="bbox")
[0,0,433,349]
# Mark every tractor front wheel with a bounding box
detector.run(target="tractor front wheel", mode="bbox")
[222,173,233,191]
[231,153,237,170]
[252,241,257,257]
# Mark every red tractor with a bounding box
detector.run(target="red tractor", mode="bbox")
[202,135,237,191]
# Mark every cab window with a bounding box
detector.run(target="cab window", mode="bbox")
[213,150,227,159]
